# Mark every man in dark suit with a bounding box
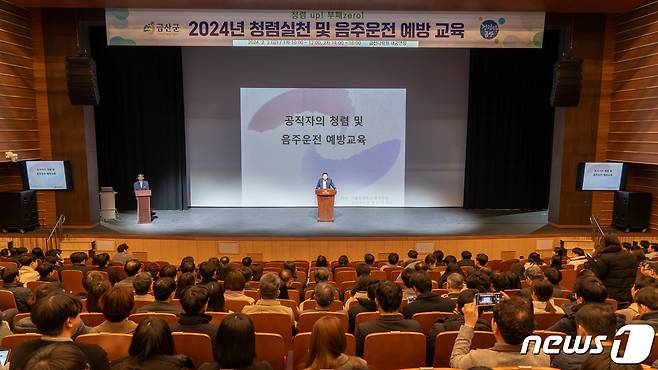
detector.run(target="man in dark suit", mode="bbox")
[10,293,109,370]
[356,280,422,356]
[170,286,218,344]
[133,173,149,191]
[137,277,182,315]
[403,271,455,319]
[315,172,336,190]
[61,252,89,274]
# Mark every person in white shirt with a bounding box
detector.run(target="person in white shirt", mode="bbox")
[567,247,589,268]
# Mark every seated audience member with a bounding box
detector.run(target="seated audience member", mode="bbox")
[332,255,349,274]
[91,285,137,334]
[355,280,421,356]
[550,255,563,270]
[198,261,225,312]
[242,273,295,324]
[531,279,564,315]
[170,285,218,342]
[240,266,253,284]
[242,256,252,268]
[399,268,415,301]
[114,259,141,291]
[616,276,658,322]
[111,243,131,265]
[465,270,491,293]
[640,261,658,279]
[568,247,589,268]
[278,269,294,300]
[224,269,255,304]
[519,265,545,298]
[133,272,154,301]
[1,265,33,312]
[315,255,329,268]
[438,262,463,287]
[312,267,330,284]
[444,255,458,265]
[524,252,545,269]
[199,313,272,370]
[347,280,379,333]
[144,262,161,282]
[88,253,120,285]
[544,268,565,297]
[593,234,638,303]
[364,253,375,268]
[18,253,39,283]
[302,283,336,312]
[629,286,658,330]
[403,271,454,319]
[111,317,193,370]
[444,273,465,298]
[63,252,89,273]
[476,253,488,269]
[458,250,475,267]
[36,261,57,282]
[551,303,619,370]
[10,292,109,370]
[647,243,658,260]
[434,250,445,266]
[219,256,230,265]
[413,261,430,272]
[449,297,549,369]
[84,271,110,313]
[159,264,178,280]
[31,247,44,259]
[174,272,196,299]
[283,260,304,287]
[581,353,642,370]
[344,274,371,309]
[380,253,399,270]
[506,270,522,289]
[25,343,89,370]
[405,250,419,266]
[179,259,195,274]
[14,283,87,336]
[424,253,436,266]
[490,272,509,292]
[300,315,368,370]
[137,277,182,315]
[427,289,492,364]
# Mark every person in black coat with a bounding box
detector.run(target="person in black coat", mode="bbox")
[593,234,638,303]
[347,280,380,333]
[403,271,454,319]
[169,286,218,344]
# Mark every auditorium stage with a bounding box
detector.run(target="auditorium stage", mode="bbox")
[64,207,589,238]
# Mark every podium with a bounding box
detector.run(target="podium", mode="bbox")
[135,190,152,224]
[315,188,336,222]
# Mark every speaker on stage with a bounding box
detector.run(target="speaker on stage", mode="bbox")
[612,191,651,232]
[550,58,582,107]
[0,190,38,232]
[66,53,100,106]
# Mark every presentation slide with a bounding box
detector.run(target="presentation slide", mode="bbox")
[24,161,69,190]
[581,162,624,191]
[241,88,406,206]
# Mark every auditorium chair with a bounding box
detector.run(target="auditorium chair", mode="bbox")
[364,332,426,370]
[129,312,178,325]
[388,268,403,281]
[109,265,128,280]
[334,270,357,285]
[244,290,260,301]
[553,298,571,308]
[487,260,502,271]
[255,333,286,370]
[264,262,284,269]
[307,269,334,281]
[300,299,344,312]
[79,312,106,327]
[432,288,449,296]
[12,312,30,325]
[172,332,214,369]
[298,312,348,333]
[292,332,356,369]
[348,261,364,268]
[247,281,260,289]
[247,312,293,347]
[26,280,50,295]
[0,262,17,269]
[370,270,387,280]
[504,289,521,297]
[428,270,441,282]
[76,333,132,361]
[295,260,310,271]
[433,331,496,367]
[412,312,453,334]
[605,298,619,311]
[225,299,251,313]
[1,333,41,350]
[132,299,155,313]
[304,289,339,301]
[207,311,230,325]
[287,289,300,303]
[561,269,578,290]
[0,290,17,311]
[498,259,518,272]
[61,270,86,296]
[339,281,357,296]
[559,290,573,298]
[277,299,299,316]
[533,313,564,330]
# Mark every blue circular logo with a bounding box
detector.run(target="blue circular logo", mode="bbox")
[480,20,499,40]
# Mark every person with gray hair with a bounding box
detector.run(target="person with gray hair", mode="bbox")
[443,273,465,298]
[313,267,330,283]
[242,273,295,324]
[303,283,336,312]
[519,265,545,299]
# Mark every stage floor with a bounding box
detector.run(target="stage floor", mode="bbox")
[63,207,589,238]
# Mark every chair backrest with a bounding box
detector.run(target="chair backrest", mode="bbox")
[304,289,339,301]
[300,299,344,312]
[207,311,230,325]
[76,333,132,361]
[561,269,578,290]
[0,262,17,269]
[131,299,155,313]
[412,312,453,334]
[388,268,404,281]
[370,270,387,280]
[109,265,128,281]
[534,312,565,330]
[225,299,251,313]
[129,312,178,325]
[172,332,214,369]
[355,311,381,331]
[292,332,356,369]
[61,270,85,295]
[255,333,286,370]
[277,299,299,315]
[298,312,348,332]
[334,270,357,285]
[434,331,496,367]
[605,298,619,311]
[247,312,293,347]
[1,333,41,351]
[553,297,571,308]
[364,332,426,370]
[244,289,260,301]
[26,281,51,295]
[12,312,30,325]
[0,290,17,311]
[80,312,106,327]
[287,289,300,303]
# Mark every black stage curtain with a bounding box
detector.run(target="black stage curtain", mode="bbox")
[90,27,187,211]
[463,31,559,210]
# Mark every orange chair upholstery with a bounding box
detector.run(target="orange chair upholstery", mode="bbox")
[287,289,300,303]
[298,312,348,332]
[300,299,344,312]
[0,262,17,269]
[370,270,387,280]
[26,281,51,295]
[334,270,357,285]
[61,270,85,296]
[12,312,30,325]
[561,269,578,291]
[129,312,178,325]
[553,298,571,308]
[433,331,496,367]
[363,332,426,370]
[255,333,286,370]
[244,290,260,301]
[76,333,132,361]
[172,332,214,369]
[247,312,293,347]
[207,311,230,325]
[292,332,355,369]
[355,311,380,331]
[225,299,251,313]
[605,298,618,311]
[1,333,41,351]
[80,312,106,327]
[412,312,453,334]
[534,313,564,330]
[0,290,17,311]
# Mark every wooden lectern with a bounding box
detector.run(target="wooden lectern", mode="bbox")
[315,188,336,222]
[135,190,152,224]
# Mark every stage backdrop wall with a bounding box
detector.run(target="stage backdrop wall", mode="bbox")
[183,47,469,207]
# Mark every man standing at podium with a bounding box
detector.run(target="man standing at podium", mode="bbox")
[315,172,336,190]
[133,173,149,191]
